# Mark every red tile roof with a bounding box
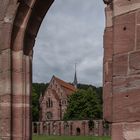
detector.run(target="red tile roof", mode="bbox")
[53,76,76,92]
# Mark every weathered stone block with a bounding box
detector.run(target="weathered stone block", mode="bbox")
[0,52,2,73]
[136,25,140,50]
[113,0,140,16]
[104,61,112,83]
[113,54,128,76]
[12,26,25,51]
[12,118,23,137]
[12,71,23,95]
[104,47,113,62]
[112,89,140,122]
[103,82,112,99]
[4,3,18,23]
[0,118,11,137]
[12,51,23,72]
[112,122,140,140]
[25,107,31,118]
[123,122,140,140]
[105,6,113,27]
[129,50,140,74]
[0,94,11,104]
[12,94,23,104]
[112,123,124,140]
[113,76,140,94]
[0,71,11,95]
[137,10,140,24]
[103,97,112,122]
[0,137,11,140]
[12,106,24,118]
[1,49,11,72]
[114,13,135,54]
[1,23,13,50]
[0,105,11,119]
[0,0,9,21]
[103,82,112,122]
[104,27,113,61]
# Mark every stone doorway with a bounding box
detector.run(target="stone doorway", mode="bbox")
[76,128,81,136]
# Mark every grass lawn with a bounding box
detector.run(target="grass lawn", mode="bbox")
[33,135,111,140]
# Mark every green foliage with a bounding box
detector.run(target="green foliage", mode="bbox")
[63,87,102,120]
[78,84,103,105]
[77,83,96,91]
[32,83,103,122]
[32,83,48,121]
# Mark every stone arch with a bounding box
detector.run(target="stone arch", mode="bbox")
[1,0,140,140]
[64,121,69,136]
[76,127,81,136]
[43,123,47,134]
[33,123,37,134]
[0,0,54,140]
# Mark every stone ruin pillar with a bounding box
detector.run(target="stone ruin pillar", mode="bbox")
[0,1,32,139]
[98,120,103,136]
[103,0,140,139]
[0,0,54,140]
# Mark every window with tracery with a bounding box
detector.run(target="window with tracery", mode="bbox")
[46,98,53,108]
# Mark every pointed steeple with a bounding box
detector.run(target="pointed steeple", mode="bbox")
[73,63,78,88]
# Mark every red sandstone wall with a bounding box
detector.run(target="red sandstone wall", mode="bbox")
[103,1,140,139]
[32,120,107,136]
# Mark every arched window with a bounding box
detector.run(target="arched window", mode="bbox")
[46,98,53,108]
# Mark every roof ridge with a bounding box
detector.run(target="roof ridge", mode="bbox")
[53,76,76,91]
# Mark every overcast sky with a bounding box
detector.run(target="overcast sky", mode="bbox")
[33,0,105,87]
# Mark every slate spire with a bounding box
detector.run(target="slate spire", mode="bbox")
[73,63,78,88]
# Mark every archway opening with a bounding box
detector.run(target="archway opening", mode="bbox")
[0,0,106,139]
[76,128,81,136]
[32,0,105,138]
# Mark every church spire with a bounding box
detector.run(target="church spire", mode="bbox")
[73,63,78,88]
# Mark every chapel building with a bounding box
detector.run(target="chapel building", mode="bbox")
[39,75,76,122]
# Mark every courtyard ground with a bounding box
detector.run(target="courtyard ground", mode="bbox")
[33,136,111,140]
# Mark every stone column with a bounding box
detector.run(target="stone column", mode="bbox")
[32,123,34,134]
[84,121,89,136]
[11,50,25,139]
[103,3,113,123]
[39,122,43,135]
[59,122,61,136]
[81,121,85,136]
[0,1,19,139]
[0,49,12,140]
[11,51,32,140]
[61,122,64,135]
[98,120,103,136]
[37,123,40,135]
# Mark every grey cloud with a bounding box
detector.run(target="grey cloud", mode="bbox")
[33,0,105,87]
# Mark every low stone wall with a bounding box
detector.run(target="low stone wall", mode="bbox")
[32,120,111,136]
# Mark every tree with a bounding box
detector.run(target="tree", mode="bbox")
[63,87,102,120]
[32,83,48,121]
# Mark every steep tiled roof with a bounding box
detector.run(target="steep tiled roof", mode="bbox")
[53,76,76,92]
